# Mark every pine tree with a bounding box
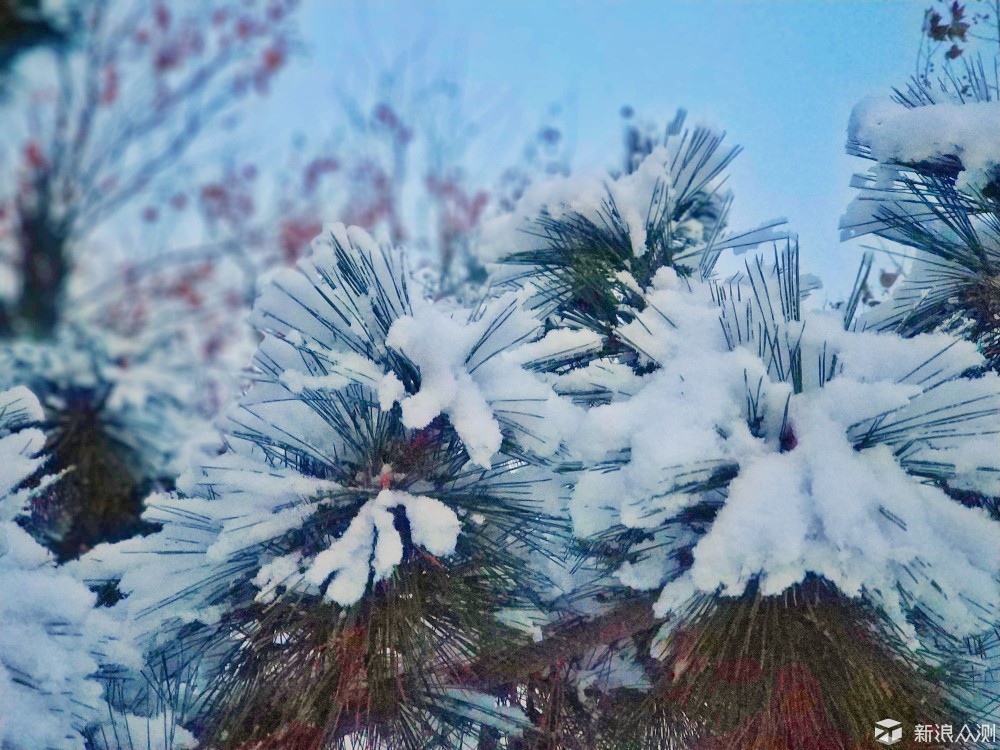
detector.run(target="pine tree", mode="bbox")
[79,225,580,749]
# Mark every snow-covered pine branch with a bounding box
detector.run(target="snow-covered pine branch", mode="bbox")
[842,83,1000,368]
[0,325,218,561]
[77,223,579,748]
[0,386,144,750]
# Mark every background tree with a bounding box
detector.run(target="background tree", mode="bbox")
[0,0,298,338]
[0,0,302,561]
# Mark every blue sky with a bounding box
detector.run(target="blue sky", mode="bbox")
[269,1,920,299]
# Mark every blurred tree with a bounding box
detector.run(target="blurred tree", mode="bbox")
[0,3,576,561]
[0,0,300,560]
[326,41,573,298]
[0,0,298,339]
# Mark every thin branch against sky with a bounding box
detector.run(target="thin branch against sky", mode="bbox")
[263,0,917,299]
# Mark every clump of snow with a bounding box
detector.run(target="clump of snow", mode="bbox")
[476,168,610,263]
[849,97,1000,192]
[660,392,1000,643]
[0,387,46,508]
[478,130,784,277]
[75,453,340,644]
[255,488,461,606]
[384,307,507,467]
[477,144,712,263]
[381,290,575,467]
